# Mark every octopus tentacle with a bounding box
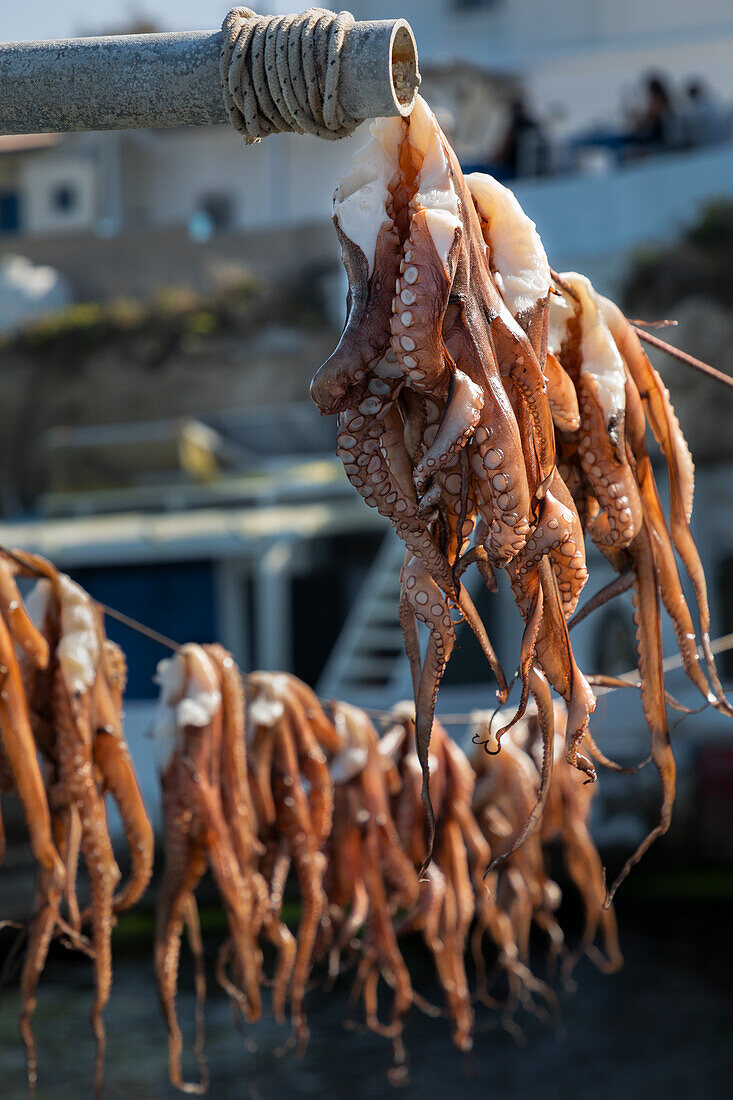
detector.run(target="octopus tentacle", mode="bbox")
[601,297,730,707]
[154,780,209,1096]
[18,862,65,1094]
[623,372,718,708]
[413,369,484,493]
[286,693,333,847]
[0,559,50,667]
[94,731,153,913]
[53,675,120,1099]
[0,615,62,885]
[390,208,460,398]
[311,143,405,415]
[399,557,457,869]
[606,520,676,902]
[544,351,580,431]
[486,668,555,875]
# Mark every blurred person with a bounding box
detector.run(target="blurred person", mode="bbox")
[493,95,548,178]
[628,73,675,152]
[682,79,728,146]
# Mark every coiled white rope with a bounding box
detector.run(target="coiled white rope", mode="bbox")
[220,6,362,143]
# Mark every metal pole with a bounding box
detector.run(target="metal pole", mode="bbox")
[0,20,419,136]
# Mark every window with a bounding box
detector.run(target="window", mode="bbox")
[198,193,233,232]
[69,560,216,699]
[50,183,77,213]
[0,190,20,234]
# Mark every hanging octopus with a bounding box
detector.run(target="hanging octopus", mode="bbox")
[471,701,622,997]
[243,671,338,1048]
[380,704,490,1053]
[548,272,733,895]
[311,92,732,890]
[153,643,266,1093]
[310,95,596,869]
[0,549,153,1097]
[321,700,419,1078]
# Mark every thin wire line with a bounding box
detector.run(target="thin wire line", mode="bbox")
[358,633,733,724]
[633,326,733,392]
[0,544,180,652]
[2,542,733,718]
[627,318,678,329]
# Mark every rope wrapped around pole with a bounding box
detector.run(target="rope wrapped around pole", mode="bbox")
[221,7,362,142]
[0,16,419,136]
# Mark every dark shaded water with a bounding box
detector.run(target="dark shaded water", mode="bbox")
[1,892,732,1100]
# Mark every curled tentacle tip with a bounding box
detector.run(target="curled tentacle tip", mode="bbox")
[483,857,503,880]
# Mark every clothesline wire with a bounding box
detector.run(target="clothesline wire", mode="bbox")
[0,544,181,652]
[2,541,732,725]
[350,635,733,725]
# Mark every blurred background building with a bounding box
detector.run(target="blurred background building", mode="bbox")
[2,0,733,847]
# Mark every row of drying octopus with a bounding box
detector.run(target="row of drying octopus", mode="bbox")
[0,549,153,1098]
[152,646,620,1091]
[310,94,733,892]
[0,551,617,1094]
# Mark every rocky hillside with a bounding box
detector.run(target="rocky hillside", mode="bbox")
[0,279,339,512]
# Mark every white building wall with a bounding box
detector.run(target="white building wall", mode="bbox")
[126,126,363,233]
[355,0,733,133]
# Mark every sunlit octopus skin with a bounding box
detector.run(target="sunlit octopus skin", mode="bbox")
[337,384,472,607]
[549,276,643,551]
[310,117,407,415]
[600,293,731,715]
[512,468,588,623]
[9,565,132,1098]
[394,108,535,562]
[620,369,720,711]
[544,350,580,432]
[390,104,552,509]
[91,637,154,915]
[398,552,507,866]
[154,645,262,1094]
[465,170,557,475]
[320,702,418,1072]
[0,556,63,895]
[464,170,552,366]
[245,671,334,1047]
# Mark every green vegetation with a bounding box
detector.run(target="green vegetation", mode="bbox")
[8,277,263,361]
[624,199,733,314]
